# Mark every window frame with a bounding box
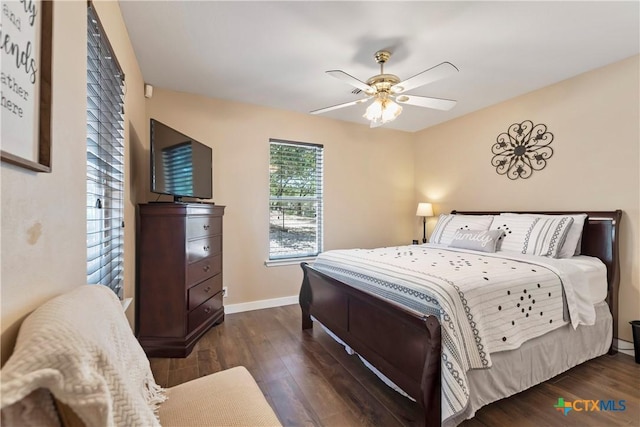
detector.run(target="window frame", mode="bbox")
[267,139,324,264]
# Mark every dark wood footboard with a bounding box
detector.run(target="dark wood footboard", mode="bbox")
[300,262,441,426]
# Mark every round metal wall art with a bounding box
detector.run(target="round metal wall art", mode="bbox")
[491,120,554,180]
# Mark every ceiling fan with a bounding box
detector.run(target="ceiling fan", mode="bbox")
[311,50,459,127]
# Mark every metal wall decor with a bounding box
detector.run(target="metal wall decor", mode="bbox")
[491,120,554,180]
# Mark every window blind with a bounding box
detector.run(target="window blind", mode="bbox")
[86,4,125,298]
[269,139,323,259]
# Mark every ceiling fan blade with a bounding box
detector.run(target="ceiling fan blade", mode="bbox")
[395,94,457,111]
[326,70,373,93]
[391,62,459,94]
[310,97,371,115]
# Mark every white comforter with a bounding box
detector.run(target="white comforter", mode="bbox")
[312,244,601,424]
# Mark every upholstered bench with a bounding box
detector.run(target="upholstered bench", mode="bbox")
[158,366,280,426]
[0,286,281,427]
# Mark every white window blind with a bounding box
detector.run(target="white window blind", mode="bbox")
[269,139,323,259]
[86,4,125,298]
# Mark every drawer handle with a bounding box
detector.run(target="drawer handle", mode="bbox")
[203,245,210,251]
[203,265,210,272]
[204,286,211,293]
[203,224,210,230]
[204,307,212,314]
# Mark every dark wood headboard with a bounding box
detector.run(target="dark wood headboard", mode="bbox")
[451,210,622,346]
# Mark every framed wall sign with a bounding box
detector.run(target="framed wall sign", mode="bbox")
[1,0,53,172]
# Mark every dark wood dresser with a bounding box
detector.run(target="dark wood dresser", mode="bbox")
[136,203,225,357]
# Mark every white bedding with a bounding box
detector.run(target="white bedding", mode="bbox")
[567,255,608,304]
[312,244,607,425]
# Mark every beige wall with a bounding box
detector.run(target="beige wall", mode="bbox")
[145,89,415,305]
[413,55,640,341]
[0,0,145,363]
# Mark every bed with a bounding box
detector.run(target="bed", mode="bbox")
[299,210,621,426]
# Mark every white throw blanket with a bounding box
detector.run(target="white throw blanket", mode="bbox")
[1,285,166,426]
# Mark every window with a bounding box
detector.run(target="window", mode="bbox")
[269,139,323,260]
[86,4,125,298]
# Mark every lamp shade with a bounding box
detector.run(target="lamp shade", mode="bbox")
[416,202,434,217]
[380,99,402,123]
[363,98,384,121]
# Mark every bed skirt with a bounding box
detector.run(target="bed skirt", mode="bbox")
[315,301,612,426]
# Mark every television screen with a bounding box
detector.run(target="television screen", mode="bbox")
[150,119,212,201]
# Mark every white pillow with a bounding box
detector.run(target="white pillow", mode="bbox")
[429,214,494,245]
[492,214,574,258]
[500,213,587,258]
[448,229,504,253]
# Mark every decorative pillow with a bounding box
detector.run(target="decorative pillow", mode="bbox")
[500,213,587,258]
[448,229,504,253]
[491,214,574,257]
[429,214,495,245]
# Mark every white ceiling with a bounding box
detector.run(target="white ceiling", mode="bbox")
[119,1,639,133]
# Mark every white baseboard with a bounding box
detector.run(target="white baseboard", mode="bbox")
[614,338,636,359]
[225,295,298,314]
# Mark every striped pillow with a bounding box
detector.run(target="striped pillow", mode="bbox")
[429,214,495,245]
[491,215,574,258]
[500,213,587,258]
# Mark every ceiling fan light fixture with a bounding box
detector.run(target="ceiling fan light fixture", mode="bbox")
[315,50,458,126]
[363,96,402,125]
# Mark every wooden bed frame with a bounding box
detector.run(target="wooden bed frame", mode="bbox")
[299,210,622,427]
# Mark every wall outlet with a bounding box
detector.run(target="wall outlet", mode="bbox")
[222,286,228,298]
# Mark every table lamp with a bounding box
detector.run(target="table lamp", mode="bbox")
[416,203,434,243]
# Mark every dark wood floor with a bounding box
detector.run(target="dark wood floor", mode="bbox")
[149,304,639,427]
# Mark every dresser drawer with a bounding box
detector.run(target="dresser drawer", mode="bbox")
[188,292,223,333]
[186,216,222,239]
[186,254,221,287]
[188,275,222,311]
[187,235,222,263]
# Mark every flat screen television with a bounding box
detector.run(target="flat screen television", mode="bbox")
[150,119,212,202]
